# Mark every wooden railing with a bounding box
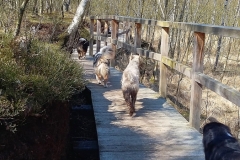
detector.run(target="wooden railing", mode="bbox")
[89,15,240,131]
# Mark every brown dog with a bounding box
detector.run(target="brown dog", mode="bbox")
[93,46,114,87]
[121,54,140,116]
[76,38,89,59]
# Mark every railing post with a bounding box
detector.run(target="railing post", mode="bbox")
[135,23,142,49]
[104,21,109,46]
[96,19,101,52]
[190,32,205,131]
[89,18,94,56]
[111,19,119,67]
[159,27,169,97]
[125,22,129,43]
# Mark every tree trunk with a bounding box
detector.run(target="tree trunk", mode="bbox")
[214,0,229,70]
[67,0,89,35]
[39,0,44,15]
[65,0,89,53]
[32,0,38,15]
[63,0,71,12]
[14,0,30,37]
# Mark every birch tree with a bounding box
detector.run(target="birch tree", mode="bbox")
[14,0,30,37]
[65,0,90,52]
[67,0,89,35]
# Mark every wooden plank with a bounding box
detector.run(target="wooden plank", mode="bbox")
[159,27,169,97]
[135,23,142,50]
[79,50,205,160]
[90,15,115,21]
[104,21,109,46]
[96,19,101,52]
[89,19,94,56]
[98,135,202,147]
[91,16,240,38]
[125,22,131,43]
[172,22,240,38]
[136,48,161,60]
[189,32,205,131]
[100,152,203,160]
[111,19,119,67]
[99,143,203,152]
[161,56,192,78]
[196,73,240,107]
[83,21,207,160]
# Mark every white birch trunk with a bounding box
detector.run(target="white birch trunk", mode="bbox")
[67,0,89,35]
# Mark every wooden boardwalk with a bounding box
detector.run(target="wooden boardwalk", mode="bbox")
[77,46,205,160]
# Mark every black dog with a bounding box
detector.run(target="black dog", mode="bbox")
[203,122,240,160]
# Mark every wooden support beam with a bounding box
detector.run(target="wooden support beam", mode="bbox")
[89,19,94,56]
[96,19,101,52]
[111,19,119,67]
[104,21,109,46]
[135,23,142,49]
[161,56,192,78]
[189,32,205,131]
[159,27,169,97]
[196,73,240,107]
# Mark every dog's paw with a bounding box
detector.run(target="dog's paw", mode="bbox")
[129,111,135,117]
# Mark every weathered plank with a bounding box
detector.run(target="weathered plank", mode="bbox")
[79,44,205,160]
[161,56,192,78]
[159,27,169,97]
[196,73,240,107]
[89,18,94,56]
[96,19,102,52]
[104,21,109,46]
[91,15,240,38]
[111,19,119,66]
[135,23,142,50]
[189,32,205,130]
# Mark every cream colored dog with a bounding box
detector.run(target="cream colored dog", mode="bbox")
[93,46,115,87]
[121,54,140,116]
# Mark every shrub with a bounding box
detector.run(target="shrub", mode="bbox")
[0,35,86,132]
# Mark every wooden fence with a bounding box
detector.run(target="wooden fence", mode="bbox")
[89,15,240,131]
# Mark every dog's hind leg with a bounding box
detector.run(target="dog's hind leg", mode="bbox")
[103,79,108,88]
[129,91,137,116]
[96,75,101,84]
[123,90,134,116]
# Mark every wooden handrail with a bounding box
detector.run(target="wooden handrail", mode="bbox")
[89,15,240,131]
[90,15,240,38]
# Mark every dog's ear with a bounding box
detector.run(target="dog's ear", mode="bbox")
[129,53,134,60]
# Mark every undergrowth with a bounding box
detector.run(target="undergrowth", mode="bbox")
[0,33,86,132]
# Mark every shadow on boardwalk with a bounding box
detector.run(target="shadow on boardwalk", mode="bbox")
[79,56,205,159]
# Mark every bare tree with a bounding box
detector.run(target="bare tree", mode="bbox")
[65,0,90,52]
[63,0,71,12]
[214,0,229,70]
[67,0,89,35]
[32,0,38,15]
[14,0,30,37]
[39,0,44,15]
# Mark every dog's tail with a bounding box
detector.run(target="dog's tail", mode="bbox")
[100,46,115,60]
